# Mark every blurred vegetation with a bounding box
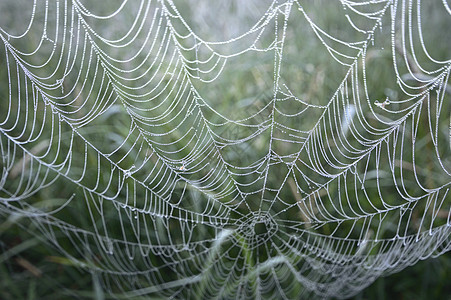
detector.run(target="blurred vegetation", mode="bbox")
[0,216,449,300]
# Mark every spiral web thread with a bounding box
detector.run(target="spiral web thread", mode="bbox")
[0,0,450,298]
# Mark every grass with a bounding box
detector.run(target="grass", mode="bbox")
[1,217,449,299]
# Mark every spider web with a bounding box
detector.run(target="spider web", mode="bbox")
[0,0,450,298]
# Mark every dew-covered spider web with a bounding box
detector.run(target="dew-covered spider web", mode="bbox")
[0,0,450,298]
